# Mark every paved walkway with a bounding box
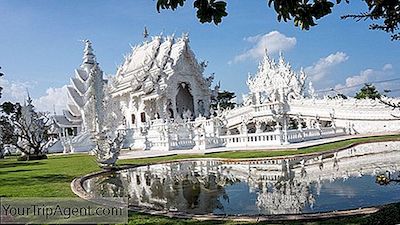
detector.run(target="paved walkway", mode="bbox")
[119,132,399,160]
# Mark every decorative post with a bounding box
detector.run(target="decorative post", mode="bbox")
[297,116,304,142]
[282,114,289,145]
[330,111,336,134]
[315,115,322,137]
[255,120,263,133]
[274,123,283,145]
[240,120,248,145]
[193,124,206,151]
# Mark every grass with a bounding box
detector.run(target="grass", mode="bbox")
[1,134,400,224]
[0,154,99,197]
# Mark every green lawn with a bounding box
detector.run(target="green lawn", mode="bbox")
[1,134,400,224]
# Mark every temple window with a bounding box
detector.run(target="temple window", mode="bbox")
[140,112,146,123]
[67,128,74,136]
[168,108,174,118]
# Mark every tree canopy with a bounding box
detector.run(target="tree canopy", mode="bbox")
[354,83,381,100]
[156,0,399,40]
[0,97,52,158]
[211,90,236,111]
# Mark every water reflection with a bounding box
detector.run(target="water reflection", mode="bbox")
[83,141,400,215]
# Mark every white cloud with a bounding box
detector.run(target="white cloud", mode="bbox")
[334,64,396,96]
[383,63,393,71]
[0,77,33,103]
[232,31,296,63]
[0,76,68,114]
[33,85,68,114]
[305,52,349,81]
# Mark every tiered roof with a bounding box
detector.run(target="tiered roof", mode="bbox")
[111,34,207,96]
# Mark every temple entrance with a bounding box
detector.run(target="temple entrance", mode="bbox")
[176,82,194,119]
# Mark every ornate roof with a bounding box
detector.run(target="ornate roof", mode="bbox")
[111,34,207,96]
[53,115,81,128]
[247,51,307,102]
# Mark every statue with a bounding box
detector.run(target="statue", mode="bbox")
[182,109,192,121]
[198,100,205,116]
[92,132,124,169]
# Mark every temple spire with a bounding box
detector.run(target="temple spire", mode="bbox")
[26,89,33,106]
[82,40,96,65]
[278,50,284,64]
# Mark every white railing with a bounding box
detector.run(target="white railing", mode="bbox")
[254,102,281,113]
[124,118,347,150]
[287,127,346,143]
[220,131,282,147]
[205,136,224,148]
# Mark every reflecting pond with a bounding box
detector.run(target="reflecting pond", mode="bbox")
[83,141,400,215]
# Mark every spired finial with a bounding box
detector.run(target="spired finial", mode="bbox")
[26,88,33,105]
[278,50,285,64]
[81,39,96,65]
[143,26,149,39]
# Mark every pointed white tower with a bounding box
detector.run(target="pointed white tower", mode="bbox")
[54,40,105,135]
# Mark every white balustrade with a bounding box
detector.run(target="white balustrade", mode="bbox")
[124,116,347,151]
[220,131,282,147]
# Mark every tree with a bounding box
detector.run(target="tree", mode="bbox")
[354,83,381,100]
[2,98,51,160]
[211,90,236,111]
[156,0,399,40]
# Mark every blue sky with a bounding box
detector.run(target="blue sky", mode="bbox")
[0,0,399,113]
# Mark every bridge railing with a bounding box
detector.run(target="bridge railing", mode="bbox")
[220,131,282,147]
[219,127,346,148]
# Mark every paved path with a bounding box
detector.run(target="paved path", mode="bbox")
[119,132,399,160]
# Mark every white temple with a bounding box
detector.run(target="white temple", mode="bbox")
[110,34,214,125]
[51,33,400,153]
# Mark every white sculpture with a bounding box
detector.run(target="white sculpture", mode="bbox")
[247,50,307,103]
[92,102,125,168]
[308,81,317,99]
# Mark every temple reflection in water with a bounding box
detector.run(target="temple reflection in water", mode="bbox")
[84,141,400,215]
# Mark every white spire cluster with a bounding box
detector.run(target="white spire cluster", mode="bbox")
[246,51,307,104]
